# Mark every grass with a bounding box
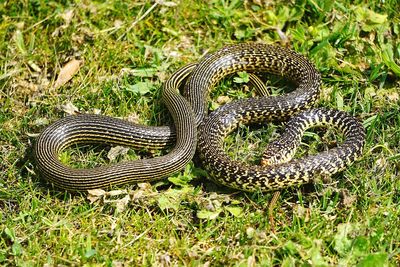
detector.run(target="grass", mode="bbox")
[1,0,399,265]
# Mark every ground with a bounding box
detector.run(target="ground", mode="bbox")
[0,0,399,265]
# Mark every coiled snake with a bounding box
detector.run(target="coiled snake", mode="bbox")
[34,43,365,191]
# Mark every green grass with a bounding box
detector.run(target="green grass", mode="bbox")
[1,0,400,265]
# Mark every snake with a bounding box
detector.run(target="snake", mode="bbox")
[183,43,365,191]
[34,43,365,192]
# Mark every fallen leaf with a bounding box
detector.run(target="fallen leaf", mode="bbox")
[115,194,130,212]
[293,204,310,222]
[130,183,157,202]
[107,146,130,161]
[138,182,152,190]
[87,188,106,203]
[114,19,124,28]
[126,112,141,123]
[28,60,42,72]
[88,188,106,196]
[87,195,100,204]
[339,189,357,208]
[387,91,399,102]
[61,102,79,115]
[246,227,255,238]
[92,108,101,114]
[375,157,387,169]
[156,0,178,7]
[112,261,123,267]
[216,95,231,104]
[54,59,82,89]
[276,27,289,44]
[33,117,49,126]
[247,256,256,267]
[60,9,74,25]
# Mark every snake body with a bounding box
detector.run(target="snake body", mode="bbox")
[198,108,365,191]
[183,43,365,191]
[34,64,197,191]
[184,43,322,125]
[34,43,365,191]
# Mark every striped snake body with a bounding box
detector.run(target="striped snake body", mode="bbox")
[34,64,198,191]
[184,43,322,125]
[34,43,365,191]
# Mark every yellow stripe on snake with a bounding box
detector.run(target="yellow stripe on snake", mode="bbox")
[34,43,365,192]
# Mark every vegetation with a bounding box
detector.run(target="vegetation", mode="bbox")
[1,0,399,265]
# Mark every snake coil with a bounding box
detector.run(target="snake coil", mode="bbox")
[34,43,365,191]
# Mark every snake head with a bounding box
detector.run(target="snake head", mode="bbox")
[261,141,295,167]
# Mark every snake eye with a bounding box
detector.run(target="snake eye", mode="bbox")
[274,155,281,163]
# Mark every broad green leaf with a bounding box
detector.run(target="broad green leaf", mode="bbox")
[84,249,97,259]
[283,240,299,255]
[129,68,157,77]
[356,253,388,267]
[310,240,328,266]
[381,44,400,77]
[168,163,195,186]
[225,206,243,217]
[0,252,5,263]
[126,81,154,95]
[355,7,387,24]
[335,91,344,110]
[157,195,179,211]
[4,228,15,242]
[282,257,296,267]
[191,166,208,177]
[234,29,246,40]
[168,175,191,186]
[12,242,23,256]
[354,7,387,32]
[333,223,353,255]
[364,87,376,99]
[233,72,250,84]
[362,115,377,128]
[352,236,369,256]
[14,30,26,55]
[196,209,222,220]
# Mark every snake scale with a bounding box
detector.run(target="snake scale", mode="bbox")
[34,43,365,192]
